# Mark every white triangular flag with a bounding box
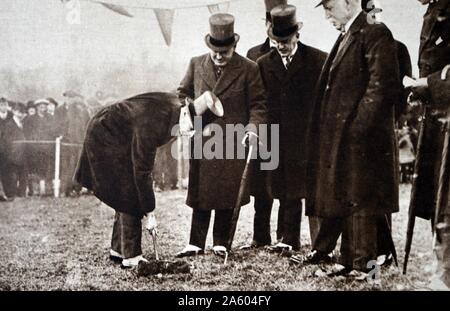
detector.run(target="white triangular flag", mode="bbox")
[153,9,175,46]
[100,2,133,18]
[207,2,230,14]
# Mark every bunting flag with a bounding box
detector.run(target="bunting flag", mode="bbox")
[153,9,175,46]
[207,2,230,14]
[100,2,133,18]
[61,0,246,46]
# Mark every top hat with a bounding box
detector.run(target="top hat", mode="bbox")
[205,13,240,52]
[193,91,224,117]
[268,5,303,41]
[264,0,288,21]
[315,0,329,8]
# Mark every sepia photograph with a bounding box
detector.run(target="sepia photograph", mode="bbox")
[0,0,449,296]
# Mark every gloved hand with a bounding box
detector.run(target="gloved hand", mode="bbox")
[408,77,430,103]
[145,212,158,234]
[241,131,259,147]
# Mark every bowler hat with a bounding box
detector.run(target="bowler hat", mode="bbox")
[315,0,329,8]
[46,97,59,106]
[12,102,27,113]
[268,5,303,41]
[264,0,288,21]
[205,13,240,52]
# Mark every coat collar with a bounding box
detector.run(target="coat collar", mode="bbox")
[200,53,243,96]
[267,42,306,81]
[329,11,366,73]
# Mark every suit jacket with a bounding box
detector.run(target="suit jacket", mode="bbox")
[247,38,272,62]
[177,52,268,210]
[255,42,327,200]
[306,12,401,218]
[410,0,450,220]
[75,92,181,217]
[428,68,450,106]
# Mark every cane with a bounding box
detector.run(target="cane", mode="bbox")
[150,229,159,261]
[227,144,255,251]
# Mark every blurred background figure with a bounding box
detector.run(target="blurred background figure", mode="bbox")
[0,97,13,201]
[26,101,36,117]
[58,91,90,197]
[1,102,28,199]
[24,99,52,196]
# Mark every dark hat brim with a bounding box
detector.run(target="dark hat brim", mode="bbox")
[205,34,240,52]
[267,22,303,41]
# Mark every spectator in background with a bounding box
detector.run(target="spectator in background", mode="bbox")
[26,101,36,117]
[24,99,52,196]
[2,102,28,199]
[0,97,13,201]
[58,91,90,197]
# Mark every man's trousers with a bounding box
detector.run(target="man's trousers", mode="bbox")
[111,211,143,259]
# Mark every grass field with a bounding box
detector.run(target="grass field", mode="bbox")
[0,184,436,291]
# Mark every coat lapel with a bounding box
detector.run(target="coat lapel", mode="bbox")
[200,55,217,90]
[286,43,307,80]
[267,50,287,83]
[213,54,243,96]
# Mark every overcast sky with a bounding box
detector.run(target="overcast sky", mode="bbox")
[0,0,426,101]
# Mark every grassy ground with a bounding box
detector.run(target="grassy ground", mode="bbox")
[0,184,436,291]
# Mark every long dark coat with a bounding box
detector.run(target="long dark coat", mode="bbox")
[246,38,271,62]
[306,12,401,218]
[74,92,181,217]
[2,119,26,167]
[177,53,268,211]
[410,0,450,220]
[253,43,327,200]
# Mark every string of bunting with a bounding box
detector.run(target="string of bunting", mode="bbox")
[60,0,247,46]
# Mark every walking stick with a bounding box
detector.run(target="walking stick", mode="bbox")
[150,229,159,261]
[403,105,428,274]
[227,144,254,250]
[383,214,399,267]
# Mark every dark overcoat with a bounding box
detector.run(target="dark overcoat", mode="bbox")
[410,0,450,220]
[2,119,26,167]
[254,43,327,200]
[24,113,53,177]
[177,53,268,211]
[247,38,272,62]
[306,12,401,218]
[74,92,181,217]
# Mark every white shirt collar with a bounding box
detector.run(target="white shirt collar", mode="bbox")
[0,111,8,119]
[13,116,23,128]
[269,39,277,49]
[343,9,363,34]
[279,42,298,69]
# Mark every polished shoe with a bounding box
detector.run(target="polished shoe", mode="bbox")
[121,255,148,269]
[239,240,270,250]
[326,264,352,277]
[267,242,292,253]
[376,254,393,267]
[0,195,8,202]
[175,245,204,258]
[302,250,334,265]
[212,245,228,258]
[109,249,123,264]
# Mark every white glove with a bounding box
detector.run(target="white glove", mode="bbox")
[241,131,259,147]
[145,212,158,234]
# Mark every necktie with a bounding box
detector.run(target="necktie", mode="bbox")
[284,57,291,69]
[216,66,223,78]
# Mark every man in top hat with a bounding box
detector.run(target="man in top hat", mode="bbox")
[305,0,401,276]
[0,97,13,201]
[244,4,327,253]
[1,102,28,199]
[246,0,287,62]
[176,13,268,258]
